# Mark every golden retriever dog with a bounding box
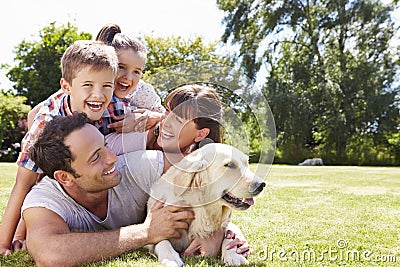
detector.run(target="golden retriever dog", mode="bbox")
[146,143,265,266]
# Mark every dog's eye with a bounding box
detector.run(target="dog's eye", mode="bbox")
[224,162,236,169]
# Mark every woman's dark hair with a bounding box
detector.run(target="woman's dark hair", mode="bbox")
[165,84,223,150]
[28,112,90,179]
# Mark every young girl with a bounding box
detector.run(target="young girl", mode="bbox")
[96,23,165,133]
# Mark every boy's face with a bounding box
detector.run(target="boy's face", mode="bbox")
[114,49,145,99]
[61,66,115,121]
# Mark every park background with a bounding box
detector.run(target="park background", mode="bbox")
[0,1,399,266]
[1,0,400,166]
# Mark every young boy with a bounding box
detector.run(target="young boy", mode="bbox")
[0,40,119,255]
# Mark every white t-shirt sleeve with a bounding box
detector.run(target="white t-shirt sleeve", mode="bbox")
[117,150,163,196]
[105,131,148,156]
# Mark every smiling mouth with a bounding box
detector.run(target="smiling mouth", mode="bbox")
[222,191,254,210]
[103,166,115,175]
[116,81,131,91]
[86,101,104,112]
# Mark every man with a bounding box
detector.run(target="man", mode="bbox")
[22,112,194,266]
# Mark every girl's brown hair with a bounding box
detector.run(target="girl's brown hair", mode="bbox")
[96,23,147,62]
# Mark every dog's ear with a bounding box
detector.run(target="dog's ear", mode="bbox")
[161,165,195,196]
[163,152,210,196]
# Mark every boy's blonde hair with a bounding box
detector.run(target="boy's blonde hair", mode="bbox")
[61,40,119,84]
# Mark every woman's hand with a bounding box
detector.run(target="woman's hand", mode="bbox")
[183,228,224,257]
[224,229,252,257]
[0,243,12,256]
[11,239,26,253]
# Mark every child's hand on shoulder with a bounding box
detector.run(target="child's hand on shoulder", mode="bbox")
[107,109,163,133]
[132,109,164,131]
[107,111,145,133]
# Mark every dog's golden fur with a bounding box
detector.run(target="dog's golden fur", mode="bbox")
[146,143,265,266]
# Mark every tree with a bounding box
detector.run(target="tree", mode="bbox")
[142,35,235,98]
[217,0,400,165]
[5,22,91,106]
[142,36,275,163]
[142,35,233,77]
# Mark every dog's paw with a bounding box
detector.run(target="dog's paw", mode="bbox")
[154,240,184,267]
[158,250,184,267]
[160,257,184,267]
[222,247,249,266]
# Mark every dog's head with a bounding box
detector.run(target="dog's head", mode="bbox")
[163,143,265,210]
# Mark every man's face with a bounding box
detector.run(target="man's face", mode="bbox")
[62,66,115,121]
[64,124,121,193]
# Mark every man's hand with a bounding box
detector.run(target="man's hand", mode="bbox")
[145,200,195,244]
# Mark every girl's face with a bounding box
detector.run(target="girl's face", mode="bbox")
[157,108,205,154]
[114,49,145,99]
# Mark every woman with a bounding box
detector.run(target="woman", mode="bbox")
[126,83,250,257]
[107,83,223,161]
[153,84,223,171]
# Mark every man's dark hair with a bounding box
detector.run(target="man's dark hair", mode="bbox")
[29,112,90,179]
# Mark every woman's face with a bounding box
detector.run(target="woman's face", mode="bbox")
[114,49,145,99]
[157,108,205,154]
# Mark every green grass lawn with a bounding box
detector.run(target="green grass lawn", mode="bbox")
[0,162,399,266]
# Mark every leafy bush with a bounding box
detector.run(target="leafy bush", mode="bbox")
[0,91,30,161]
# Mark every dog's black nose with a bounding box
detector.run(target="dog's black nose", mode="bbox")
[252,181,265,195]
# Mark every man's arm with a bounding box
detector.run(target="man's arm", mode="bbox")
[0,167,39,255]
[24,201,193,266]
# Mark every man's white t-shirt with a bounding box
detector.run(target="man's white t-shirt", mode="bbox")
[105,131,148,156]
[21,150,163,231]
